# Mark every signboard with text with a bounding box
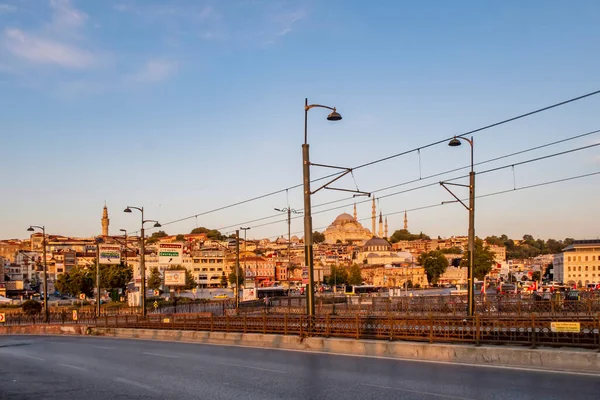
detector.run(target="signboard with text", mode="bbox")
[550,322,580,333]
[98,244,121,265]
[242,288,256,301]
[158,243,183,265]
[302,266,309,284]
[164,270,186,286]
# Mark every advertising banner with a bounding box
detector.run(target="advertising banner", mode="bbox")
[242,288,257,302]
[158,243,183,265]
[98,244,121,265]
[302,266,309,284]
[164,270,186,286]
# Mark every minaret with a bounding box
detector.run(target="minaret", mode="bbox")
[384,217,388,239]
[404,211,408,230]
[371,197,376,236]
[378,212,383,238]
[101,204,109,237]
[353,203,357,220]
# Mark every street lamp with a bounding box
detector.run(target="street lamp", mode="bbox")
[124,206,161,317]
[303,98,343,318]
[274,207,302,286]
[443,136,475,317]
[27,225,49,323]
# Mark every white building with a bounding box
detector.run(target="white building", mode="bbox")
[553,240,600,286]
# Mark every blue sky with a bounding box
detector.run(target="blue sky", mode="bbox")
[1,0,599,241]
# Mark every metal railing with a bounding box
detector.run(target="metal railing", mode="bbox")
[93,313,600,349]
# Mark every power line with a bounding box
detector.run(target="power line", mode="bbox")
[208,128,600,233]
[150,90,600,232]
[220,143,600,235]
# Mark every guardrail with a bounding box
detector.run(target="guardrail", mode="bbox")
[94,313,600,349]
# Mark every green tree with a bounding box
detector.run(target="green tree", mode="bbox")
[439,247,463,254]
[175,234,185,241]
[389,229,430,243]
[147,230,168,244]
[97,262,132,291]
[228,270,244,286]
[55,266,94,297]
[531,271,541,282]
[484,236,505,247]
[324,265,349,286]
[22,300,42,315]
[220,273,228,288]
[418,250,449,285]
[521,275,528,281]
[461,238,496,280]
[348,264,363,285]
[190,227,210,235]
[147,267,162,290]
[313,231,325,244]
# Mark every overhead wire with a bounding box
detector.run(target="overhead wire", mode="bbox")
[148,90,600,232]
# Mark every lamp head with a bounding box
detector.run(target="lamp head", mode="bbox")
[123,207,132,213]
[448,137,462,147]
[327,109,342,121]
[153,222,162,228]
[27,227,34,232]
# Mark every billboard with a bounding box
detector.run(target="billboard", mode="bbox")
[158,243,183,265]
[164,270,186,286]
[302,266,309,284]
[242,288,257,301]
[98,244,121,265]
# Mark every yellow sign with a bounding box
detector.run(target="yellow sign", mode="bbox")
[0,313,5,323]
[153,290,160,296]
[153,301,159,309]
[163,318,170,323]
[550,322,580,333]
[192,288,197,294]
[79,294,85,300]
[72,310,78,321]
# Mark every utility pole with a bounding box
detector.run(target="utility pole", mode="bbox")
[274,207,302,291]
[240,227,250,284]
[235,229,240,310]
[95,238,102,317]
[27,225,49,323]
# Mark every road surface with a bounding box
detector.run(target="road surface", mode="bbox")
[0,335,598,399]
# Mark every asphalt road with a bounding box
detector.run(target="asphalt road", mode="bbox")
[0,336,598,400]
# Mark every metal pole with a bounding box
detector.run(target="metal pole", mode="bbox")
[42,227,49,323]
[140,215,147,317]
[467,137,476,317]
[235,229,240,310]
[303,98,315,317]
[287,208,291,279]
[96,244,101,317]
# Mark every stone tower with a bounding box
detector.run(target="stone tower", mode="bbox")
[378,211,383,238]
[101,204,109,237]
[353,203,357,220]
[371,197,376,236]
[404,211,408,231]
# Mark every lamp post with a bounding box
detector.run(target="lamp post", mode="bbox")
[124,206,161,317]
[446,136,475,317]
[303,98,342,317]
[274,207,302,285]
[95,237,103,317]
[235,229,240,310]
[240,227,250,285]
[119,229,128,267]
[27,225,49,323]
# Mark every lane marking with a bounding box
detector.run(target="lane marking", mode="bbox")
[59,363,85,371]
[19,354,45,361]
[363,383,475,400]
[142,351,179,359]
[91,345,115,350]
[114,377,158,392]
[216,362,287,374]
[31,335,600,378]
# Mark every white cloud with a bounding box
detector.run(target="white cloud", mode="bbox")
[130,59,179,83]
[4,28,96,68]
[49,0,88,28]
[0,4,17,12]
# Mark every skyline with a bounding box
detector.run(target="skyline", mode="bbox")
[2,0,600,241]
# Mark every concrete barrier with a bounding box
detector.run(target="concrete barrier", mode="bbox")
[90,327,600,374]
[0,324,90,336]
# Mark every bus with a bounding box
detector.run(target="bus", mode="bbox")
[256,287,288,299]
[344,285,379,296]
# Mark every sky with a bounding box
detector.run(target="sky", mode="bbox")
[1,0,599,242]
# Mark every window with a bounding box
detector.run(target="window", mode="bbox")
[578,256,581,262]
[568,267,571,272]
[567,256,571,262]
[585,256,589,262]
[578,266,582,271]
[194,268,200,272]
[585,266,589,271]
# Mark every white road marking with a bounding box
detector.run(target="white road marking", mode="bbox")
[363,383,475,400]
[91,345,115,350]
[142,351,179,359]
[114,377,158,392]
[217,362,286,374]
[19,354,45,361]
[59,363,85,371]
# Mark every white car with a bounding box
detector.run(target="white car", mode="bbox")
[0,296,13,304]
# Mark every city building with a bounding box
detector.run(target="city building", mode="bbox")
[323,212,372,245]
[553,240,600,286]
[358,237,414,265]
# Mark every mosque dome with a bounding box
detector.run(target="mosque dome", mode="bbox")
[332,213,355,225]
[364,237,392,250]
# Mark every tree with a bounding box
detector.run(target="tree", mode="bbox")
[147,267,162,290]
[175,234,185,241]
[389,229,430,243]
[461,238,496,280]
[220,273,228,288]
[55,266,94,297]
[324,265,349,286]
[521,275,528,281]
[147,230,168,244]
[531,271,541,282]
[418,251,449,285]
[484,236,504,247]
[22,300,42,315]
[313,231,325,244]
[348,264,363,285]
[97,262,132,291]
[190,227,210,235]
[228,270,244,286]
[439,247,463,254]
[191,227,225,240]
